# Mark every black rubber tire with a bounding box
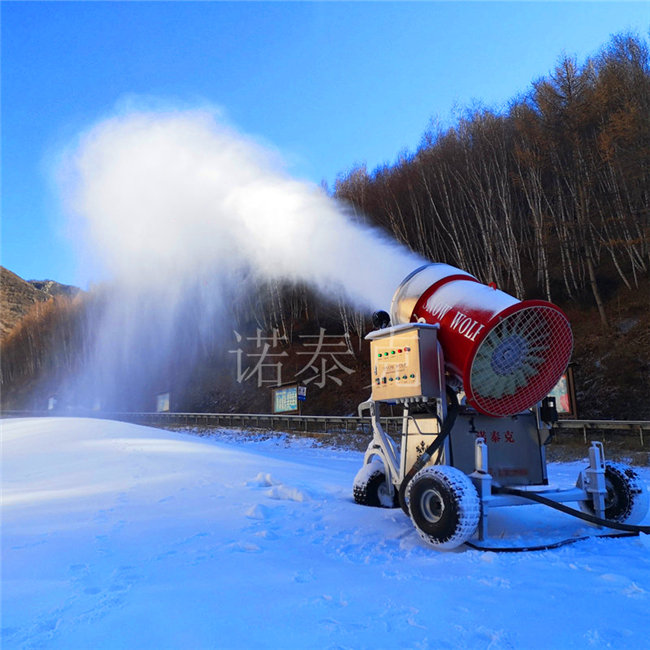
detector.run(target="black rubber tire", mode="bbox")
[407,465,480,550]
[579,461,649,525]
[353,459,398,508]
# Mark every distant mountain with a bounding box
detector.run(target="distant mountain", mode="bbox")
[28,278,81,299]
[0,267,80,340]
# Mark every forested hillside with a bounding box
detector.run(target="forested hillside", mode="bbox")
[334,33,649,318]
[0,266,83,340]
[0,267,50,340]
[2,32,648,419]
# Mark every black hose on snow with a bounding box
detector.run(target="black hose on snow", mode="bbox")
[494,485,650,534]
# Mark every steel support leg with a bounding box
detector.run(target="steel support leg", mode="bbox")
[586,441,607,519]
[470,437,491,542]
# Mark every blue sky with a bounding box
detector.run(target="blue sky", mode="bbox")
[2,1,649,288]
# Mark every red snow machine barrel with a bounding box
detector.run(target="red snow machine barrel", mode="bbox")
[390,264,573,417]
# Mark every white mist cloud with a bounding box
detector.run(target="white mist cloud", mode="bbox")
[59,106,427,409]
[64,108,425,309]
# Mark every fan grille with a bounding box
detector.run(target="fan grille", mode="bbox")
[469,305,572,417]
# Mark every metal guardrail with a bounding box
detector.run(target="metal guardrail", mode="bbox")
[552,419,649,447]
[2,410,649,446]
[0,410,404,436]
[104,411,406,436]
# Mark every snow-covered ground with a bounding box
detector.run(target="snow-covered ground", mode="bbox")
[2,418,649,649]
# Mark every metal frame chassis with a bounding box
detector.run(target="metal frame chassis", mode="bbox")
[358,399,401,501]
[469,437,608,540]
[359,397,610,543]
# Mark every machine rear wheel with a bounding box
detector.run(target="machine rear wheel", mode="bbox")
[407,465,480,550]
[578,461,649,524]
[353,459,398,508]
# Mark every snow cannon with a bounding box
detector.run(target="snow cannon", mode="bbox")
[355,264,649,551]
[389,264,573,417]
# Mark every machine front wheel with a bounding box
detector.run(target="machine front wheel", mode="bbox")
[578,461,649,524]
[353,459,398,508]
[407,465,480,550]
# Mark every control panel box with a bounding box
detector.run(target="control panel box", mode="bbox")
[366,324,442,402]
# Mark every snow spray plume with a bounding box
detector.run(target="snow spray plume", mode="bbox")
[62,108,425,409]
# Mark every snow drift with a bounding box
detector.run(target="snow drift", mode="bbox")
[3,417,650,649]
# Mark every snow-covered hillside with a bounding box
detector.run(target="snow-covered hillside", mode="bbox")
[2,418,649,649]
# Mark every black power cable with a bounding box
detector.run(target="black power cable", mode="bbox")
[494,485,650,534]
[398,389,459,515]
[466,531,639,553]
[464,485,649,552]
